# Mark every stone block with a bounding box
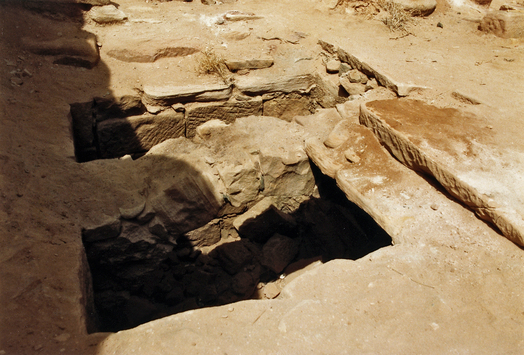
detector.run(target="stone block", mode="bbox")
[184,219,222,248]
[82,216,121,243]
[225,57,274,71]
[186,97,263,138]
[97,109,185,158]
[142,83,232,106]
[234,74,315,95]
[479,8,524,38]
[88,5,127,24]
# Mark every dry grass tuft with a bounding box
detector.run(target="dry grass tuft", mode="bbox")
[377,0,412,32]
[335,0,413,33]
[196,48,230,82]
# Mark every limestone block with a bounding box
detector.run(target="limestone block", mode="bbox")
[97,109,185,158]
[324,120,351,149]
[88,5,127,24]
[186,97,263,138]
[234,74,315,95]
[261,234,299,273]
[225,57,274,71]
[142,83,232,106]
[479,8,524,38]
[21,32,99,68]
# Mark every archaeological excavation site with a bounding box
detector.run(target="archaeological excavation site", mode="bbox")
[1,0,524,353]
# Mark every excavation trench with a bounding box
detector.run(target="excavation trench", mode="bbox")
[82,164,392,333]
[74,53,395,333]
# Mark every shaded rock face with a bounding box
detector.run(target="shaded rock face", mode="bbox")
[82,118,391,332]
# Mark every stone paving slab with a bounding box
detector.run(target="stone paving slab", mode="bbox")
[360,99,524,246]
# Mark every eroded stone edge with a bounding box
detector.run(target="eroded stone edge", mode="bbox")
[359,103,524,247]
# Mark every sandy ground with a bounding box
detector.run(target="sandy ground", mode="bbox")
[0,0,523,353]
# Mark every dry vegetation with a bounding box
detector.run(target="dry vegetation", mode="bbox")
[335,0,413,32]
[196,48,230,82]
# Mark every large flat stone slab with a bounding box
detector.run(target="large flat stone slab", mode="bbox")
[142,83,232,106]
[234,73,315,95]
[360,99,524,246]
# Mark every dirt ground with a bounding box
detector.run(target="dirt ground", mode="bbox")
[0,0,523,353]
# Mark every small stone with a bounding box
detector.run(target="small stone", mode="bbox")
[89,5,128,24]
[119,201,146,220]
[338,62,352,75]
[326,59,341,74]
[10,77,23,86]
[430,203,439,210]
[340,77,366,96]
[263,283,281,299]
[365,78,379,91]
[437,22,444,28]
[345,69,368,84]
[344,148,361,163]
[54,333,71,342]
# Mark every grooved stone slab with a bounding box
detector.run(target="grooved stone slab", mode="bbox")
[234,74,315,95]
[142,83,232,106]
[360,99,524,246]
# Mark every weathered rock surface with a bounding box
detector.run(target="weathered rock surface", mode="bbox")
[142,82,232,106]
[479,7,524,38]
[21,32,99,68]
[97,109,185,159]
[185,97,263,138]
[225,56,274,71]
[107,40,199,63]
[234,73,315,95]
[360,99,524,246]
[88,4,127,24]
[392,0,437,16]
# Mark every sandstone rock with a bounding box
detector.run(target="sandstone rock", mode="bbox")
[148,216,169,240]
[184,219,222,248]
[225,57,274,71]
[306,137,345,179]
[223,10,262,22]
[261,234,299,273]
[148,173,223,236]
[185,97,263,138]
[97,109,185,159]
[391,0,437,16]
[263,282,281,298]
[136,204,156,224]
[338,62,352,75]
[119,202,146,220]
[82,218,122,243]
[233,198,296,243]
[325,59,341,73]
[344,148,361,163]
[107,42,199,63]
[479,8,524,38]
[88,5,127,24]
[340,77,366,96]
[365,78,379,91]
[21,32,99,68]
[195,119,230,141]
[94,95,145,121]
[263,93,314,121]
[451,90,482,105]
[234,74,315,95]
[324,120,351,148]
[142,83,232,106]
[360,99,524,246]
[344,69,368,84]
[294,108,343,143]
